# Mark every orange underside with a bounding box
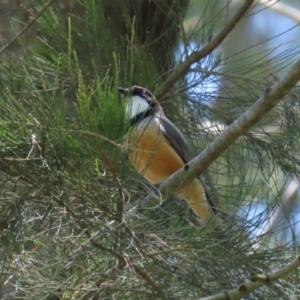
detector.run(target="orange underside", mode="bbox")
[129,127,183,184]
[126,125,213,221]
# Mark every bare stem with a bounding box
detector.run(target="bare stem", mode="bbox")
[155,0,254,98]
[198,256,300,300]
[0,0,55,55]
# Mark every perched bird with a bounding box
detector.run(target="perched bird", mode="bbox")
[119,86,215,222]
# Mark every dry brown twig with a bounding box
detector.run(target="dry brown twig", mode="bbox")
[155,0,254,98]
[198,256,300,300]
[0,0,55,55]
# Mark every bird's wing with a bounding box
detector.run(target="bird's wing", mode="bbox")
[159,116,217,213]
[159,116,193,164]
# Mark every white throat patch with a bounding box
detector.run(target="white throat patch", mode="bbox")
[126,95,149,119]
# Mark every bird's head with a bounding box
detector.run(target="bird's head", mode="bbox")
[118,86,159,121]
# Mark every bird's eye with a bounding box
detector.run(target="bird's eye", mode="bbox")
[142,89,149,97]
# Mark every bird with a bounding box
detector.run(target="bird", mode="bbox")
[118,85,215,222]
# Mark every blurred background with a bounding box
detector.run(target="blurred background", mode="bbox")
[0,0,300,299]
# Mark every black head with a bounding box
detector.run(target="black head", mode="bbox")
[118,86,156,102]
[118,85,161,125]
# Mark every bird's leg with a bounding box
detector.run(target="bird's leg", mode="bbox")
[153,183,161,190]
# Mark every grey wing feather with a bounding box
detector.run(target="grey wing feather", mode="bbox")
[160,116,217,213]
[159,116,193,164]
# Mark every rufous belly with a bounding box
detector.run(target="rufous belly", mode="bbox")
[127,124,184,184]
[125,119,213,221]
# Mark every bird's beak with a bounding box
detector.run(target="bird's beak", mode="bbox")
[118,87,128,96]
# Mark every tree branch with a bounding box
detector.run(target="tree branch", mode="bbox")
[140,57,300,209]
[155,0,254,98]
[198,256,300,300]
[0,0,55,55]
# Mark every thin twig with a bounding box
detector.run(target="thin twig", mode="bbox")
[189,67,269,86]
[0,0,55,55]
[255,178,300,248]
[198,256,300,300]
[132,265,168,300]
[140,57,300,209]
[67,129,124,149]
[53,195,168,300]
[155,0,254,98]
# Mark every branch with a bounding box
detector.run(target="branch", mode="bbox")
[53,196,168,300]
[155,0,254,98]
[140,57,300,209]
[198,256,300,300]
[0,0,55,55]
[259,0,300,23]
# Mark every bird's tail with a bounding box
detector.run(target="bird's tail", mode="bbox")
[177,179,214,222]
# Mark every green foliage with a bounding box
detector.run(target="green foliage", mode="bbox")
[0,1,299,299]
